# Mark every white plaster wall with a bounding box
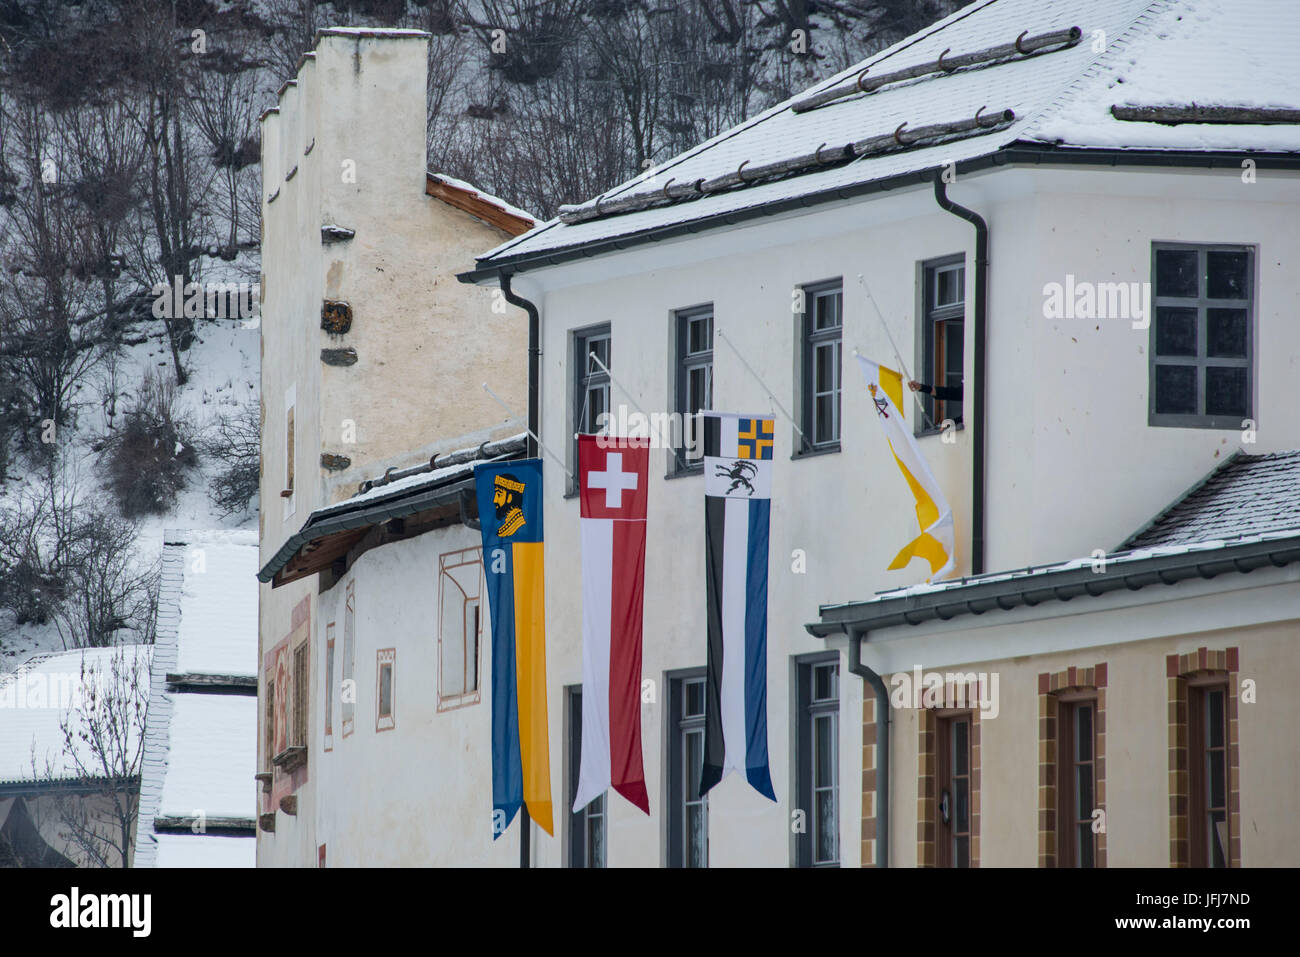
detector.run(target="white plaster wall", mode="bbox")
[312,527,522,867]
[511,162,1300,866]
[257,31,528,867]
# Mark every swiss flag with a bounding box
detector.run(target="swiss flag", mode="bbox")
[573,435,650,814]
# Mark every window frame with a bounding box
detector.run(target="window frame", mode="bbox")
[571,324,612,494]
[672,304,713,474]
[935,711,973,868]
[918,255,965,435]
[283,384,296,519]
[1149,242,1255,430]
[291,640,309,749]
[1188,678,1231,868]
[797,279,843,455]
[666,669,708,868]
[794,653,840,868]
[566,686,607,868]
[437,547,484,711]
[1056,693,1099,868]
[376,648,396,732]
[323,625,335,752]
[341,579,356,738]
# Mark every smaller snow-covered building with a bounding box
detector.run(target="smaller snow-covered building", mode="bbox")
[133,530,259,868]
[0,645,151,867]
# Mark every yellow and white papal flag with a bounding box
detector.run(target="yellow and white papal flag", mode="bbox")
[856,355,956,581]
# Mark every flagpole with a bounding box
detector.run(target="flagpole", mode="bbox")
[584,352,692,472]
[851,273,934,429]
[482,383,575,480]
[714,328,811,451]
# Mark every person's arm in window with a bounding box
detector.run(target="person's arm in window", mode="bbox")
[908,380,962,401]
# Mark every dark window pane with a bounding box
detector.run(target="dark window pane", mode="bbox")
[687,805,705,867]
[814,342,837,392]
[1155,364,1197,415]
[936,267,963,307]
[688,315,712,354]
[1076,706,1093,761]
[814,292,841,329]
[815,395,835,444]
[955,777,969,831]
[1156,307,1198,356]
[1209,750,1226,809]
[1207,251,1249,299]
[954,721,968,776]
[955,834,970,868]
[1209,812,1227,868]
[1207,308,1247,358]
[685,681,704,717]
[1208,690,1225,748]
[1156,248,1199,297]
[813,664,835,701]
[816,791,837,863]
[1077,763,1094,817]
[1206,366,1247,417]
[686,731,703,799]
[815,715,834,785]
[688,366,709,414]
[588,336,609,368]
[943,321,964,376]
[1078,824,1095,868]
[379,664,392,716]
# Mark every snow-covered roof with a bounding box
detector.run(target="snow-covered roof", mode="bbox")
[134,531,258,868]
[1122,450,1300,550]
[153,833,257,868]
[428,173,535,228]
[0,646,152,786]
[472,0,1300,272]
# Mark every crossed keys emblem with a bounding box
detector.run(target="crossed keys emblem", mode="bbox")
[868,382,890,418]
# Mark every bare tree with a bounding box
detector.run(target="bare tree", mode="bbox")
[29,645,150,868]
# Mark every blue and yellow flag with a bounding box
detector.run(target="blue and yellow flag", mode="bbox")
[474,459,553,838]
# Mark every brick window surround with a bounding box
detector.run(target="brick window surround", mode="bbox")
[1168,647,1240,867]
[917,691,981,867]
[861,696,879,867]
[1038,664,1108,868]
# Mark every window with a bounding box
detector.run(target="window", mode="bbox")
[283,384,296,518]
[1189,682,1230,867]
[342,580,356,737]
[264,677,275,770]
[795,655,839,867]
[438,548,483,709]
[936,713,972,868]
[567,688,606,867]
[292,642,309,748]
[667,672,708,867]
[324,626,335,751]
[921,257,964,430]
[572,325,611,489]
[674,306,713,472]
[1057,697,1098,867]
[1150,243,1254,428]
[376,648,395,731]
[799,281,842,452]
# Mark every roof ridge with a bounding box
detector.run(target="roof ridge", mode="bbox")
[1018,0,1171,141]
[478,0,1003,263]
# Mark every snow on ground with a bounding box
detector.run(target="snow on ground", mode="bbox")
[1,255,261,673]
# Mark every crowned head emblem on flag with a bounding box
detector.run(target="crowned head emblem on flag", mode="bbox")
[492,472,527,537]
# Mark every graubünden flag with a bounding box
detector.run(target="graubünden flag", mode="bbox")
[473,458,553,838]
[573,435,651,814]
[700,412,777,801]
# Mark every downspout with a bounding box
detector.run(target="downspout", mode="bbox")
[932,175,988,575]
[847,625,889,868]
[498,271,540,869]
[499,272,540,461]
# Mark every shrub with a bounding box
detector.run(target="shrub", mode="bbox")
[201,399,260,516]
[104,368,196,516]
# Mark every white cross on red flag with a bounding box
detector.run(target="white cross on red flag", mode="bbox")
[573,435,650,814]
